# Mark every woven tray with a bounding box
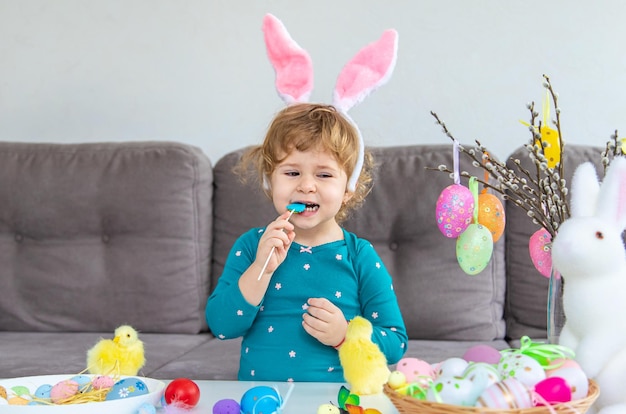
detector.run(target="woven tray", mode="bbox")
[383,379,599,414]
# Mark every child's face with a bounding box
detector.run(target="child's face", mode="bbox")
[270,148,352,234]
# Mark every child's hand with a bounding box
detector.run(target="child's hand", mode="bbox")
[302,297,347,347]
[256,211,296,276]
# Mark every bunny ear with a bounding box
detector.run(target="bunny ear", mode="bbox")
[596,156,626,230]
[332,29,398,113]
[262,14,314,104]
[570,162,600,217]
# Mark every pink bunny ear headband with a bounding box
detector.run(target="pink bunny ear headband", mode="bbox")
[262,13,398,191]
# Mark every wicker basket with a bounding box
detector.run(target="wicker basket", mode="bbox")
[383,380,599,414]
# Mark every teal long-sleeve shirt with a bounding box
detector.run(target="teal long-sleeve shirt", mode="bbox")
[206,227,407,382]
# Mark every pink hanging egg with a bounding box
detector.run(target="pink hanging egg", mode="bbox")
[436,184,474,238]
[529,228,553,277]
[475,378,533,409]
[534,376,572,405]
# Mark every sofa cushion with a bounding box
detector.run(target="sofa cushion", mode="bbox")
[504,145,604,339]
[0,142,212,334]
[211,145,506,341]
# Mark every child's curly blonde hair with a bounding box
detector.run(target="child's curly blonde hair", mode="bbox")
[236,103,374,223]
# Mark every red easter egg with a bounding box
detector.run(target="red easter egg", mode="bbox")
[165,378,201,408]
[534,376,572,405]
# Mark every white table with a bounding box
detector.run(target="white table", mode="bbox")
[187,380,400,413]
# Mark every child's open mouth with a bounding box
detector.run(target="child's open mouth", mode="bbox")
[303,203,319,212]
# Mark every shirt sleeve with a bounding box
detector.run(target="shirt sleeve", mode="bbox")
[205,228,263,339]
[351,235,408,364]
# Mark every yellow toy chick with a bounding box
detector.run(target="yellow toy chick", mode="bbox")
[338,316,390,395]
[87,325,145,376]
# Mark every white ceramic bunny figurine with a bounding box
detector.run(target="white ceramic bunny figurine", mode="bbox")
[551,156,626,414]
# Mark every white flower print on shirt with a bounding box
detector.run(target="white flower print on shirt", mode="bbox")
[289,350,296,358]
[275,283,282,290]
[372,312,379,319]
[237,310,243,316]
[303,264,310,270]
[335,291,342,298]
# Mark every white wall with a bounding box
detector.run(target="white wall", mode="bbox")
[1,0,625,165]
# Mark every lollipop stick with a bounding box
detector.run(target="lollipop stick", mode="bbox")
[257,209,296,281]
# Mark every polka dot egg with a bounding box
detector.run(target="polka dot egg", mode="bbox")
[498,353,546,387]
[436,184,474,238]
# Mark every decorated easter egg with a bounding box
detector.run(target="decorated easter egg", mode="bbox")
[240,386,282,414]
[395,357,435,384]
[137,402,157,414]
[462,344,502,364]
[164,378,200,408]
[214,398,241,414]
[105,377,149,401]
[529,228,552,277]
[477,193,505,242]
[534,376,572,405]
[92,375,115,390]
[547,366,589,400]
[437,357,469,378]
[8,396,29,405]
[34,384,52,400]
[499,353,546,387]
[317,403,341,414]
[475,378,533,409]
[387,371,407,390]
[456,223,494,275]
[70,375,91,392]
[50,379,79,403]
[436,184,474,238]
[427,376,479,406]
[463,362,501,389]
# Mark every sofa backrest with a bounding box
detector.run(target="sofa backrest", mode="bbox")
[211,144,507,341]
[0,142,212,334]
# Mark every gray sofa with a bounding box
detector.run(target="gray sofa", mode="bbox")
[0,141,603,380]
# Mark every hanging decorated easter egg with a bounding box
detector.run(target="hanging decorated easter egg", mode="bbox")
[105,377,149,401]
[214,398,242,414]
[547,366,589,400]
[475,378,533,409]
[240,386,282,414]
[395,357,435,384]
[529,228,552,277]
[534,376,572,405]
[498,353,546,387]
[164,378,200,408]
[477,193,505,242]
[456,223,493,275]
[462,344,502,364]
[436,184,474,238]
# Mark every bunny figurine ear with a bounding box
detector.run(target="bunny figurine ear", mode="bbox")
[596,156,626,230]
[262,13,314,104]
[569,162,600,218]
[333,29,398,191]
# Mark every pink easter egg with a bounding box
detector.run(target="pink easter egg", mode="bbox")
[475,378,533,409]
[395,357,435,384]
[50,380,79,403]
[547,366,589,400]
[528,228,553,277]
[92,375,115,390]
[436,184,474,238]
[534,376,572,405]
[462,344,502,364]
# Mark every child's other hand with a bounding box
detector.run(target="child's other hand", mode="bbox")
[256,211,296,276]
[302,297,347,347]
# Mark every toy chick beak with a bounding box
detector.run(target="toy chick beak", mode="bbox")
[113,336,120,344]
